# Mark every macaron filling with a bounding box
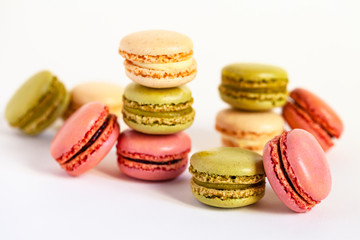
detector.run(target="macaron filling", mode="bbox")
[121,156,183,166]
[219,85,288,101]
[129,58,195,71]
[268,134,316,211]
[60,114,117,171]
[119,50,193,63]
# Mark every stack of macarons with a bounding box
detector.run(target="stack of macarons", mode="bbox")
[117,30,196,181]
[216,63,288,154]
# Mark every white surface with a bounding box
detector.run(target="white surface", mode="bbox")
[0,0,359,239]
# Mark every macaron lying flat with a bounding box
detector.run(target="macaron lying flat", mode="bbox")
[282,88,344,151]
[219,63,288,111]
[50,102,120,176]
[117,129,191,181]
[189,147,265,208]
[122,83,195,134]
[119,30,197,88]
[216,108,284,154]
[263,129,331,213]
[5,71,70,135]
[64,82,123,119]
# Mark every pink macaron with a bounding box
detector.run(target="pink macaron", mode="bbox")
[116,129,191,181]
[50,102,120,176]
[263,129,331,213]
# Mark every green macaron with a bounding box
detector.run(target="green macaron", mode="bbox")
[5,71,70,135]
[219,63,288,111]
[122,82,195,134]
[189,147,265,208]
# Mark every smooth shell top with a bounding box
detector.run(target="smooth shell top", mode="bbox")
[222,63,288,81]
[71,82,123,107]
[117,129,191,157]
[124,82,192,105]
[290,88,343,138]
[5,71,55,124]
[190,147,264,176]
[119,30,193,55]
[285,129,331,201]
[50,102,108,159]
[216,108,284,133]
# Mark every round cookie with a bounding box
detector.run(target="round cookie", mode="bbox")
[219,63,288,111]
[119,30,197,88]
[189,147,265,208]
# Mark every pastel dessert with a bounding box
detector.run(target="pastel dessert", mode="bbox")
[122,83,195,134]
[50,102,120,176]
[282,88,344,151]
[219,63,288,111]
[119,30,197,88]
[64,82,123,119]
[5,71,70,135]
[189,147,265,208]
[216,108,284,154]
[263,129,331,213]
[117,129,191,181]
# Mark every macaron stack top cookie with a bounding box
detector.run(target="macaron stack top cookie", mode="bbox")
[117,30,196,180]
[189,147,265,208]
[216,63,288,153]
[119,30,196,88]
[282,88,343,151]
[5,71,70,135]
[64,82,124,119]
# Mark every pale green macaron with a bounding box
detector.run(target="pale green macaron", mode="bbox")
[5,71,69,135]
[189,147,265,208]
[122,82,195,134]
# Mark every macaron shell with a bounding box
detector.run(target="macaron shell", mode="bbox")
[190,147,264,176]
[50,102,108,160]
[117,129,191,157]
[67,117,120,176]
[285,129,331,201]
[124,82,192,105]
[192,190,264,208]
[290,88,343,138]
[222,63,288,81]
[282,102,333,151]
[125,68,196,88]
[119,30,193,56]
[118,160,187,181]
[123,117,194,135]
[219,92,287,111]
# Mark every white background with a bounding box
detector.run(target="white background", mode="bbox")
[1,0,359,239]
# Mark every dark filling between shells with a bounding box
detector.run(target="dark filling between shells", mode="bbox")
[64,115,111,164]
[122,156,183,165]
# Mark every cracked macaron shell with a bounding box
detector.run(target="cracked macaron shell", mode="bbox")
[263,129,331,213]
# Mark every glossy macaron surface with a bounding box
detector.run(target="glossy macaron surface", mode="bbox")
[263,129,331,213]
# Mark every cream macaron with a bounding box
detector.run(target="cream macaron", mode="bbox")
[119,30,197,88]
[64,82,123,119]
[215,108,284,154]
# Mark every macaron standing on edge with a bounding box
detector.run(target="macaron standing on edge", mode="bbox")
[50,102,120,176]
[189,147,265,208]
[282,88,344,151]
[263,129,331,213]
[219,63,288,111]
[5,70,70,135]
[119,30,197,88]
[122,82,195,135]
[117,129,191,181]
[64,81,124,119]
[216,108,284,154]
